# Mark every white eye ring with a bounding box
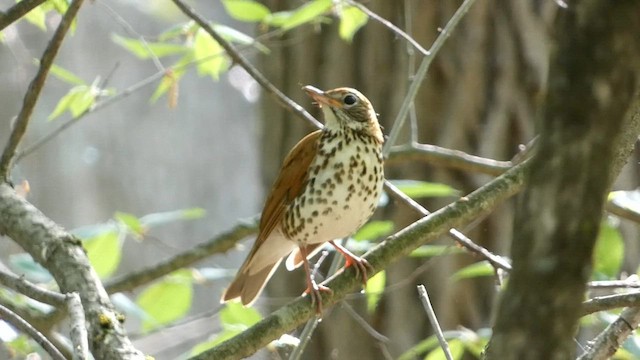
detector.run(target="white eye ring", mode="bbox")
[343,94,358,106]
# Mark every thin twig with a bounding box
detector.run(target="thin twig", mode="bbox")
[0,269,66,305]
[170,0,322,129]
[581,291,640,317]
[288,316,320,360]
[382,0,478,155]
[345,0,429,56]
[340,302,389,343]
[0,304,67,360]
[0,0,47,31]
[388,143,513,176]
[417,285,453,360]
[66,292,89,360]
[0,0,85,181]
[606,196,640,224]
[588,280,640,289]
[577,307,640,360]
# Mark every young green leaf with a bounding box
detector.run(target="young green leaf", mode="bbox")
[451,261,494,282]
[389,180,459,199]
[273,0,332,30]
[220,302,262,330]
[139,207,206,227]
[353,220,394,241]
[221,0,271,22]
[410,245,464,258]
[425,339,465,360]
[593,220,624,277]
[48,85,96,120]
[193,28,230,80]
[23,3,47,31]
[114,211,145,237]
[213,24,270,54]
[83,229,122,279]
[150,54,193,103]
[338,5,368,42]
[365,271,385,313]
[137,269,194,332]
[48,63,86,85]
[112,34,189,59]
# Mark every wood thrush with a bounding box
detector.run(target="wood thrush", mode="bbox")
[221,85,384,312]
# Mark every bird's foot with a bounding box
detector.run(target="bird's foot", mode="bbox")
[303,279,333,315]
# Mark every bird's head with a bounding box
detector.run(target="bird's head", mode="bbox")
[303,85,383,144]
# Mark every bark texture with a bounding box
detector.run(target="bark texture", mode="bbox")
[485,1,640,359]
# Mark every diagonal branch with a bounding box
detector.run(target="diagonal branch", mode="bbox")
[0,304,66,360]
[191,160,528,360]
[0,0,83,181]
[0,0,47,31]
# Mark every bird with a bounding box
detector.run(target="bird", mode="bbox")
[221,85,384,313]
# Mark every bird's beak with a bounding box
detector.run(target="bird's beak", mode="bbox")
[303,85,341,108]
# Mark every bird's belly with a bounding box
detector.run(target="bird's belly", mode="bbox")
[282,141,384,245]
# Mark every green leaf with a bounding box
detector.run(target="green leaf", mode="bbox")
[193,28,230,80]
[48,85,96,120]
[365,271,385,313]
[114,212,145,237]
[222,0,271,22]
[410,245,464,258]
[338,5,368,42]
[353,220,394,241]
[137,269,194,332]
[594,220,624,277]
[22,1,47,31]
[213,24,270,54]
[48,63,86,85]
[268,0,331,30]
[139,207,206,227]
[220,302,261,331]
[84,229,122,279]
[390,180,459,199]
[112,34,189,59]
[451,261,494,282]
[190,330,239,356]
[425,339,465,360]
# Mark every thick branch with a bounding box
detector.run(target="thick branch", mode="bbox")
[192,160,527,360]
[0,0,84,181]
[486,1,640,359]
[581,291,640,316]
[577,307,640,360]
[0,304,66,360]
[0,0,46,31]
[0,184,144,360]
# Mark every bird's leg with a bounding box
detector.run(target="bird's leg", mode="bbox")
[300,244,332,314]
[329,240,373,286]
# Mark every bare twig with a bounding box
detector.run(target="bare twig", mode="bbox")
[581,291,640,317]
[340,302,389,343]
[577,307,640,360]
[417,285,454,360]
[588,280,640,289]
[288,316,320,360]
[0,0,85,181]
[66,292,89,360]
[170,0,322,129]
[382,0,478,155]
[0,304,66,360]
[606,196,640,224]
[345,0,429,56]
[0,269,66,305]
[0,0,47,31]
[388,144,513,176]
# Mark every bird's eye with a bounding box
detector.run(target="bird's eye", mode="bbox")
[343,94,358,106]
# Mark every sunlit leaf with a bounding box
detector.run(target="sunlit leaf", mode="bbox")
[150,54,192,103]
[410,245,464,258]
[593,220,624,277]
[139,207,206,227]
[193,28,230,80]
[137,269,194,332]
[84,229,122,279]
[48,63,86,85]
[112,34,189,59]
[213,24,269,54]
[425,339,465,360]
[220,302,261,331]
[268,0,331,30]
[222,0,271,22]
[22,2,47,31]
[353,220,394,241]
[48,85,96,120]
[114,212,145,237]
[365,271,385,313]
[451,261,494,282]
[338,5,368,42]
[390,180,459,199]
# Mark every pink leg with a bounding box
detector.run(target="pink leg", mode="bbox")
[300,244,332,314]
[329,240,373,285]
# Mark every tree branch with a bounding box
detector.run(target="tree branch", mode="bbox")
[577,307,640,360]
[581,291,640,317]
[0,0,46,31]
[0,0,84,181]
[0,183,144,359]
[104,220,257,294]
[192,160,527,360]
[0,304,66,360]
